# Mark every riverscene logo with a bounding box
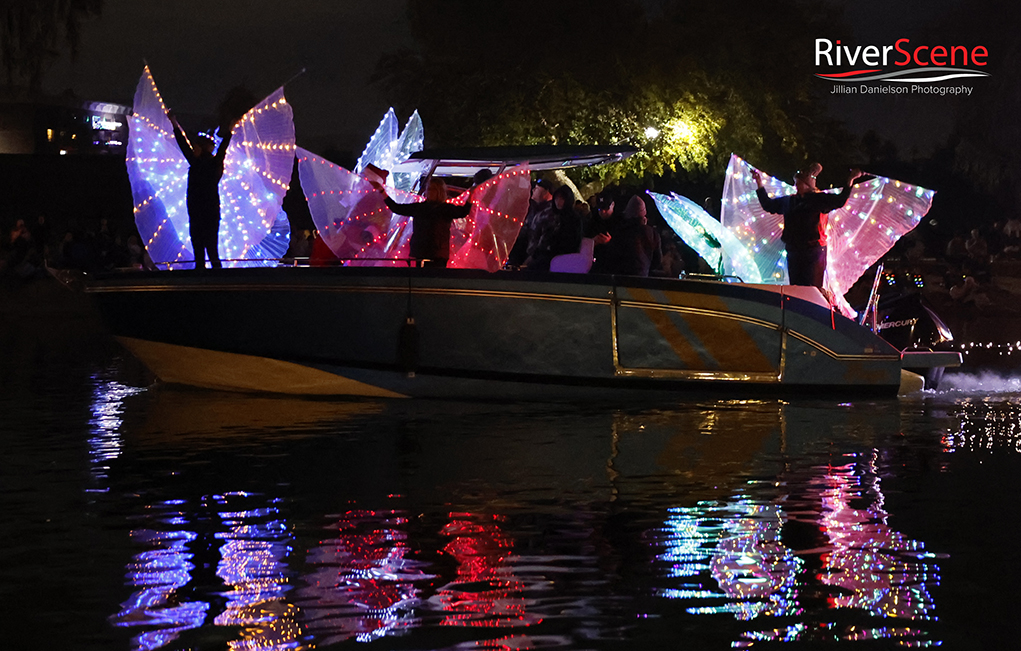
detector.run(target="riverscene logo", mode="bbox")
[815,38,989,95]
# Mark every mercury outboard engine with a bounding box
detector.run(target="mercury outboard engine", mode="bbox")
[874,291,955,389]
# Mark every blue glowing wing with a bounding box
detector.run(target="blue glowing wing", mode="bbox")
[651,191,763,282]
[218,88,295,267]
[721,154,793,284]
[127,66,191,269]
[355,108,399,175]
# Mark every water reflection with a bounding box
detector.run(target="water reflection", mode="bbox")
[213,493,301,650]
[649,406,943,648]
[297,507,429,644]
[86,369,145,491]
[99,389,957,650]
[109,503,208,650]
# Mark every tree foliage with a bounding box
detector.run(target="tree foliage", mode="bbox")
[374,0,856,187]
[0,0,102,89]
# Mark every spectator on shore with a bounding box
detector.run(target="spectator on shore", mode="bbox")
[966,228,990,265]
[945,231,968,264]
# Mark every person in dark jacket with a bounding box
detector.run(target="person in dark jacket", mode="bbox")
[168,110,234,269]
[524,184,582,272]
[506,178,554,267]
[611,194,662,277]
[752,162,862,289]
[382,177,471,267]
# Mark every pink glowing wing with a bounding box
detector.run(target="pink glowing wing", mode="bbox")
[825,176,934,299]
[297,147,418,266]
[126,66,192,269]
[218,88,295,267]
[447,166,531,271]
[721,154,794,284]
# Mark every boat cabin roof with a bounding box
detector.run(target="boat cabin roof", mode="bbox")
[390,144,636,177]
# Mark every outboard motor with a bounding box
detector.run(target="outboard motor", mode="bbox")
[874,292,955,389]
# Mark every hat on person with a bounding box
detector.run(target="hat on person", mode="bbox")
[595,193,615,210]
[534,178,555,193]
[624,195,647,221]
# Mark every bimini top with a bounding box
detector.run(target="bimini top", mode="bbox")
[390,144,636,177]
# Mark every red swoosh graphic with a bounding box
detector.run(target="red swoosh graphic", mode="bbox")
[815,69,882,78]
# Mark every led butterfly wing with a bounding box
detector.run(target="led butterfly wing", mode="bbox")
[218,88,295,267]
[721,154,794,284]
[298,147,418,266]
[389,111,424,193]
[354,108,399,175]
[649,191,723,274]
[127,66,191,269]
[447,166,531,271]
[825,177,934,301]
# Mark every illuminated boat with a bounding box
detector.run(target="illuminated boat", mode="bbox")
[87,146,929,399]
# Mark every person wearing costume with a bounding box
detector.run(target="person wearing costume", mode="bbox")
[167,110,234,269]
[381,177,472,267]
[752,162,862,289]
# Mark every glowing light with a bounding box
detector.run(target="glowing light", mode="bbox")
[644,126,661,139]
[126,66,294,269]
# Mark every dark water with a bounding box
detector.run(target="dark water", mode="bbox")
[4,286,1021,650]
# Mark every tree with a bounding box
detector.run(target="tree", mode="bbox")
[373,0,856,188]
[0,0,102,90]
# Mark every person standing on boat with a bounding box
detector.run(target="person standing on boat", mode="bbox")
[752,162,862,290]
[167,110,233,269]
[380,177,472,267]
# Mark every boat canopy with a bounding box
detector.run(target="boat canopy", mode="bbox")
[390,144,636,177]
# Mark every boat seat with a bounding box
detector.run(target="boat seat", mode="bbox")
[550,238,595,274]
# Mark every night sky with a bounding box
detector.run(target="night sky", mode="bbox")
[39,0,1002,159]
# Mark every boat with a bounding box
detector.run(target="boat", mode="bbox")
[85,263,925,399]
[84,146,953,399]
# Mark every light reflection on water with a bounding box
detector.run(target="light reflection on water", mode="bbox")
[11,356,1021,649]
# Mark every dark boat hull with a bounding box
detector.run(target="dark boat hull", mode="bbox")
[86,267,904,399]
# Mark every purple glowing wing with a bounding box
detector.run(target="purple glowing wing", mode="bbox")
[354,108,399,175]
[825,176,934,299]
[447,166,531,271]
[126,67,295,269]
[127,66,191,269]
[298,147,416,266]
[721,154,793,284]
[218,88,295,267]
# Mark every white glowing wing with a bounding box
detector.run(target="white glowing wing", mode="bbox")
[127,66,191,269]
[721,154,934,310]
[825,176,934,299]
[721,154,793,284]
[390,111,424,193]
[298,147,416,266]
[218,88,295,267]
[354,108,399,175]
[355,108,425,193]
[650,191,763,282]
